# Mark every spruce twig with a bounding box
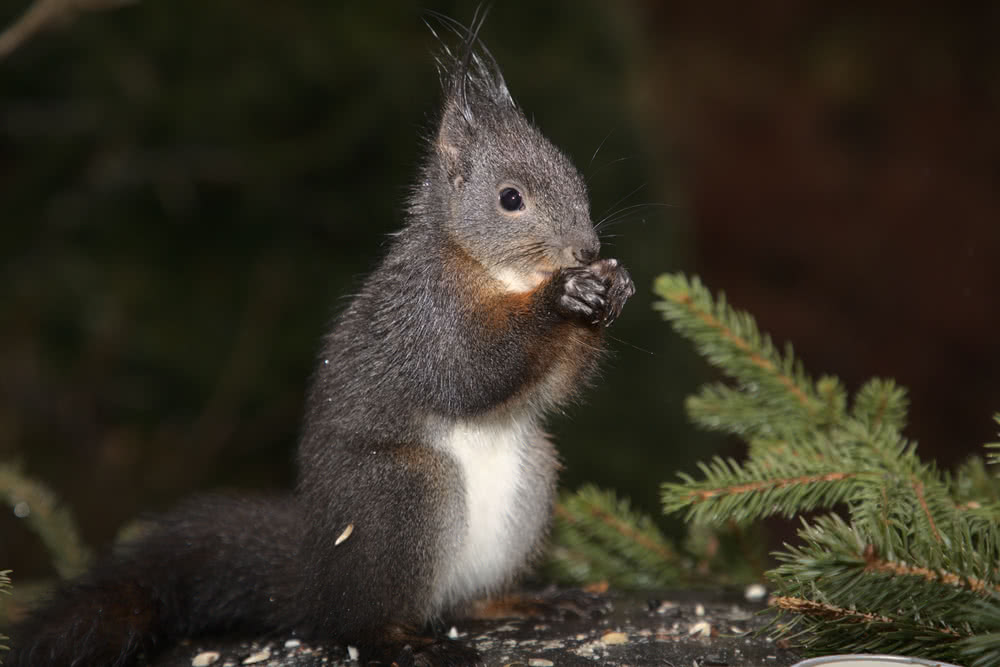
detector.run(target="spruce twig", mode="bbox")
[654,271,1000,665]
[545,485,686,590]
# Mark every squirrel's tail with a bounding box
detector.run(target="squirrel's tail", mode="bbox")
[7,494,303,667]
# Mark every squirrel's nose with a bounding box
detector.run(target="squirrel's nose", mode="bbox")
[573,246,599,264]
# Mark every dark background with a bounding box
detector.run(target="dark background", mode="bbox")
[2,1,998,583]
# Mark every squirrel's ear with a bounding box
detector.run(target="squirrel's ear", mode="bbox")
[436,100,474,189]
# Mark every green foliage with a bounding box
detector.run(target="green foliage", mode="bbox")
[0,463,91,580]
[655,272,1000,666]
[986,414,1000,466]
[544,485,684,590]
[544,485,764,590]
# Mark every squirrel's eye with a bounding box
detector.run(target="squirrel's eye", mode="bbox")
[499,187,524,212]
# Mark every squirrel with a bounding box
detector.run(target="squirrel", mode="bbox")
[7,16,635,667]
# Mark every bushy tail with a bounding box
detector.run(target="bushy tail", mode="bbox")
[8,494,303,667]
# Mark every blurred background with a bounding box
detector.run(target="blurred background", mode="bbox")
[1,0,998,584]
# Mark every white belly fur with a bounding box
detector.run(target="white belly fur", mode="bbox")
[429,413,556,611]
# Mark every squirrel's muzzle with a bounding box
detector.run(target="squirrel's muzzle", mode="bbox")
[560,236,601,267]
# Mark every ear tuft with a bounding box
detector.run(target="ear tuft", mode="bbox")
[426,9,516,189]
[426,10,515,127]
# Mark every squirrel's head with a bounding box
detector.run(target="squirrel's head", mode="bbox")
[416,20,600,293]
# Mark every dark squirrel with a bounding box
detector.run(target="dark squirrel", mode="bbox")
[8,20,635,667]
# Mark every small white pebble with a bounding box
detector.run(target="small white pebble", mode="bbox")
[694,603,705,616]
[529,660,554,667]
[284,639,301,648]
[347,645,360,661]
[728,604,753,621]
[335,523,354,546]
[447,626,459,639]
[688,621,712,637]
[745,583,767,602]
[13,501,29,518]
[242,648,270,664]
[191,651,220,667]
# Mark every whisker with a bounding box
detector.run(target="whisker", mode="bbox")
[586,155,635,185]
[606,333,655,356]
[567,331,605,354]
[588,127,617,169]
[595,203,675,232]
[501,240,551,264]
[596,182,648,222]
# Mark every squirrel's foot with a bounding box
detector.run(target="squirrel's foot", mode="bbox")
[535,586,613,619]
[470,587,611,621]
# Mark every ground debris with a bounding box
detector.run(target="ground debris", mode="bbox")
[152,590,800,667]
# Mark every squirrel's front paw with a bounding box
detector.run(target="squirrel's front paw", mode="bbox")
[554,266,608,324]
[553,259,635,326]
[588,258,635,327]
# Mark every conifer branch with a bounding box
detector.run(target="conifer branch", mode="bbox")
[555,496,675,563]
[863,553,1000,596]
[654,274,825,421]
[654,272,1000,664]
[545,485,689,590]
[684,471,856,502]
[986,414,1000,465]
[910,475,944,543]
[949,455,1000,507]
[669,291,811,409]
[769,595,897,627]
[852,378,908,432]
